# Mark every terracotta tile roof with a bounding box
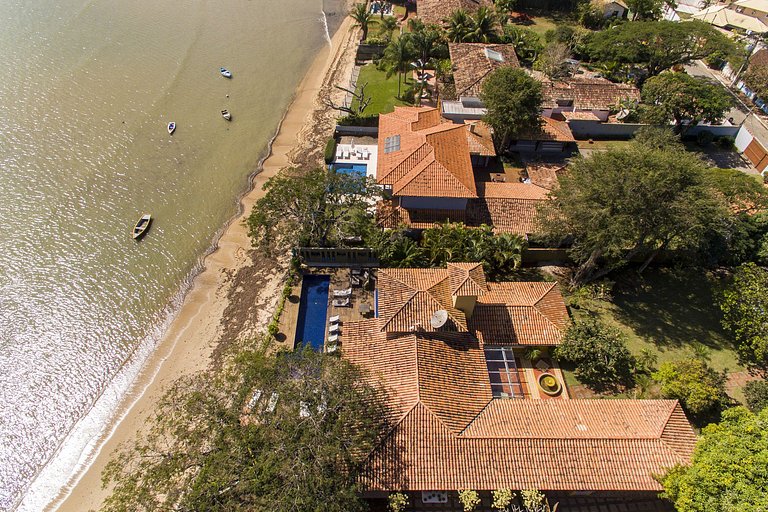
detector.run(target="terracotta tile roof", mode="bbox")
[533,74,641,111]
[516,117,576,142]
[342,320,493,434]
[377,268,469,333]
[477,182,550,200]
[417,0,493,26]
[378,107,477,199]
[471,282,569,346]
[525,162,566,190]
[448,262,487,297]
[749,48,768,70]
[449,43,520,98]
[562,111,602,121]
[358,400,694,492]
[464,121,496,156]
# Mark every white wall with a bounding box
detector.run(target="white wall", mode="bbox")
[735,124,755,152]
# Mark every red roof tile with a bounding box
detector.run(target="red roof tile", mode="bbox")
[533,73,641,111]
[449,43,521,98]
[417,0,494,26]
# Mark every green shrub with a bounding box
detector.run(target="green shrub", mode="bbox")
[324,138,336,164]
[696,130,715,147]
[744,379,768,412]
[555,319,637,393]
[653,358,728,423]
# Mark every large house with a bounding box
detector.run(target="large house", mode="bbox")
[692,3,768,32]
[416,0,494,26]
[375,106,551,235]
[340,263,698,510]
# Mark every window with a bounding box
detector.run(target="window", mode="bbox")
[484,47,505,63]
[484,347,524,398]
[383,135,401,153]
[556,99,574,107]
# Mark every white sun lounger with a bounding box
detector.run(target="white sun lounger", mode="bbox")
[329,324,340,334]
[326,343,338,353]
[332,297,350,307]
[333,288,352,297]
[328,333,339,344]
[329,315,341,324]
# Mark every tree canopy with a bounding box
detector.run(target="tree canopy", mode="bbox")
[554,318,637,392]
[653,358,729,423]
[350,2,373,42]
[480,67,543,142]
[660,407,768,512]
[586,20,739,83]
[539,137,727,285]
[102,347,391,512]
[742,64,768,99]
[247,167,380,253]
[626,0,663,20]
[641,72,733,133]
[720,262,768,372]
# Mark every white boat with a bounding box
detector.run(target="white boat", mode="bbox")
[167,122,176,135]
[132,214,152,239]
[221,109,231,121]
[220,67,232,78]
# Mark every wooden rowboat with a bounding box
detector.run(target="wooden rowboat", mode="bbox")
[132,214,152,239]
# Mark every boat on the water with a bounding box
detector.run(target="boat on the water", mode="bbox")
[220,67,232,78]
[132,214,152,239]
[221,109,231,121]
[167,122,176,135]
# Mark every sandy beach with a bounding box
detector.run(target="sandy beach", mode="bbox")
[49,11,358,512]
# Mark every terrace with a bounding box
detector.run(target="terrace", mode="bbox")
[331,136,378,179]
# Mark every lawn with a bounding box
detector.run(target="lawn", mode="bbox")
[564,268,748,399]
[512,9,581,39]
[353,64,413,115]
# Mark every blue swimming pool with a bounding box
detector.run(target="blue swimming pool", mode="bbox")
[294,274,330,351]
[331,162,368,177]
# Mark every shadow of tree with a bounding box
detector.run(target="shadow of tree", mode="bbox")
[610,268,731,352]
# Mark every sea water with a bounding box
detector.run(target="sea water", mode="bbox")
[0,0,342,509]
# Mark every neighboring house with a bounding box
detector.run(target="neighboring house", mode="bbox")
[449,43,520,100]
[692,4,768,32]
[416,0,493,26]
[732,0,768,25]
[375,107,552,235]
[508,117,576,153]
[340,263,698,510]
[593,0,628,18]
[534,72,641,122]
[524,161,567,190]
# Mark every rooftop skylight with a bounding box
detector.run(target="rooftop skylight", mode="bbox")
[484,347,524,398]
[484,48,505,63]
[383,134,401,153]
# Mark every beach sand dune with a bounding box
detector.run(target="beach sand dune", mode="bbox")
[50,12,357,512]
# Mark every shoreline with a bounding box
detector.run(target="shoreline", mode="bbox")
[48,11,357,512]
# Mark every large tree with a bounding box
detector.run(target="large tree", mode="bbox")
[446,9,474,43]
[102,347,392,512]
[381,34,416,97]
[586,20,738,83]
[480,67,543,142]
[720,262,768,372]
[641,72,733,134]
[540,139,728,285]
[653,358,729,423]
[247,167,380,253]
[660,407,768,512]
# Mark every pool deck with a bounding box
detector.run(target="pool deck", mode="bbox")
[280,268,376,351]
[334,136,378,179]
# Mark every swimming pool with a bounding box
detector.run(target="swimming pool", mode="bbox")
[331,162,368,177]
[294,274,330,351]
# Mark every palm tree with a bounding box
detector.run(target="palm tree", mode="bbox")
[382,34,415,98]
[446,9,473,43]
[468,7,498,43]
[379,16,398,43]
[350,2,373,42]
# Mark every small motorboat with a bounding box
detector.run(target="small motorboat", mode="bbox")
[220,67,232,78]
[167,122,176,135]
[221,109,231,121]
[132,214,152,239]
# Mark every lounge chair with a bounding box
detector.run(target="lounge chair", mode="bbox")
[329,315,341,324]
[328,333,339,343]
[332,297,351,307]
[332,287,352,297]
[329,324,340,334]
[342,150,350,159]
[326,343,338,353]
[361,148,370,160]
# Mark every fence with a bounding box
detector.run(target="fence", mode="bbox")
[295,247,379,267]
[334,125,379,137]
[567,120,741,140]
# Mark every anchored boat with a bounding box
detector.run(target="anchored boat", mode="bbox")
[167,122,176,135]
[221,109,231,121]
[220,67,232,78]
[132,214,152,239]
